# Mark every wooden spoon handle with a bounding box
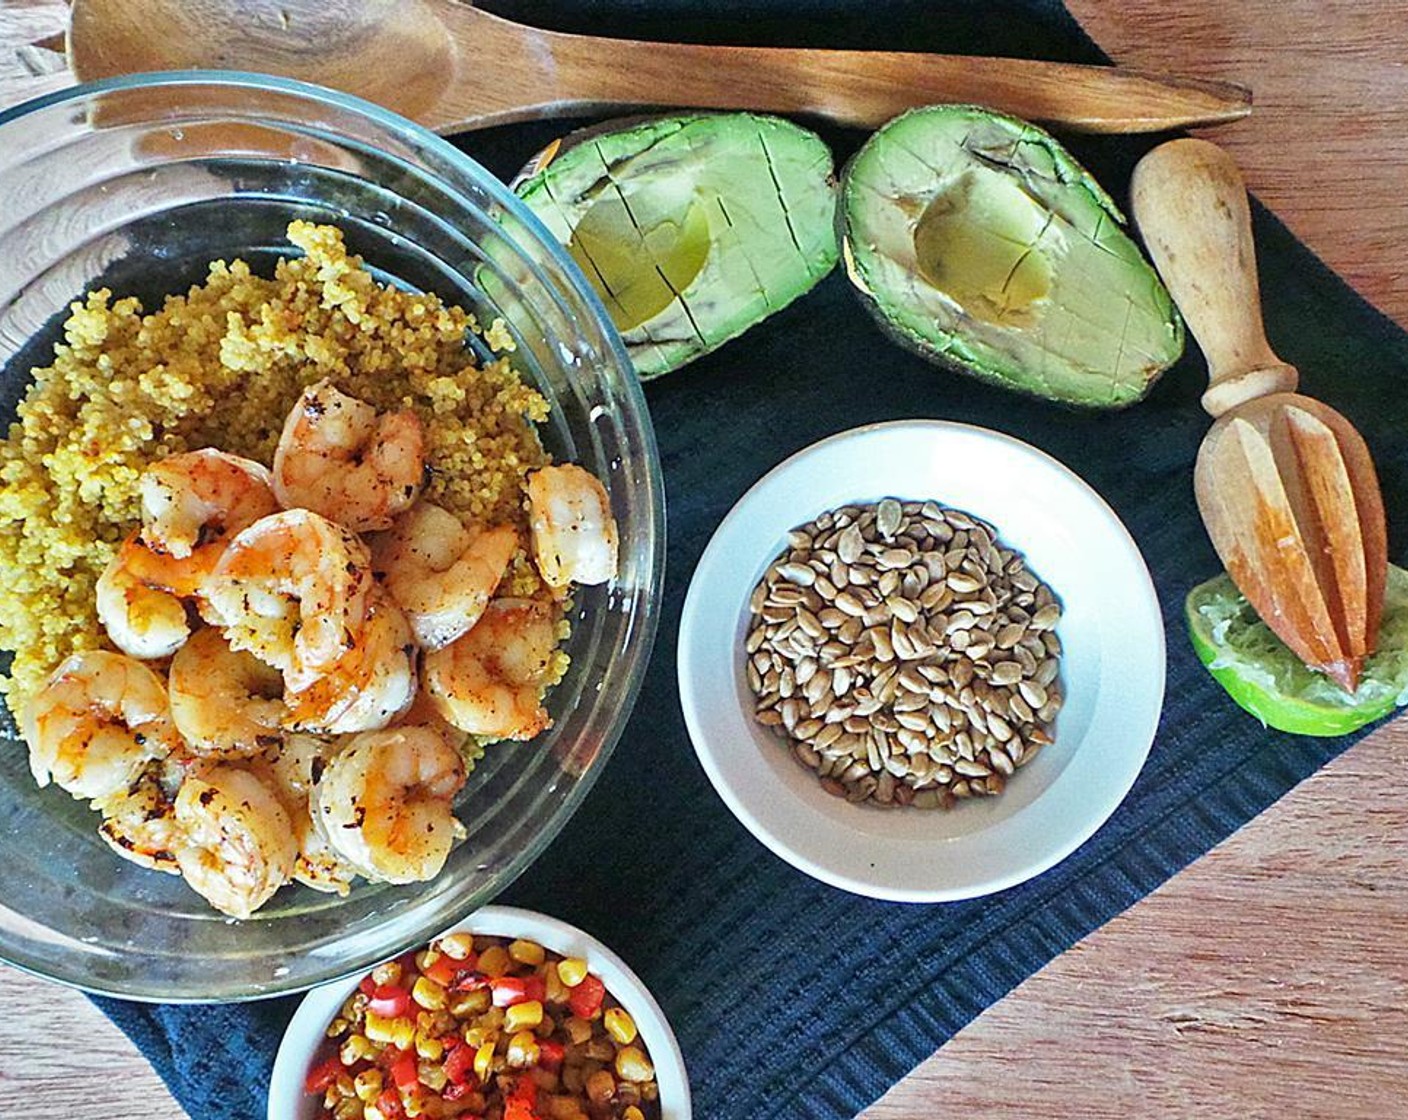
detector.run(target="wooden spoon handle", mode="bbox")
[536,31,1251,134]
[1130,138,1297,416]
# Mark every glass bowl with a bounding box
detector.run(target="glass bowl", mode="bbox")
[0,73,664,1000]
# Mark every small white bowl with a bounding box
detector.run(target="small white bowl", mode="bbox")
[268,905,691,1119]
[677,420,1165,902]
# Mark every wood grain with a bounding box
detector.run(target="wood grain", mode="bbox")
[2,2,1408,1119]
[64,0,1249,134]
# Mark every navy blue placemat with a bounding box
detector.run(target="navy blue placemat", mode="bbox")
[93,2,1408,1118]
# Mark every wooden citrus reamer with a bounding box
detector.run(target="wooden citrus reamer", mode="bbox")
[1130,138,1386,693]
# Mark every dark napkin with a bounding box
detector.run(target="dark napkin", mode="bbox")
[94,2,1408,1118]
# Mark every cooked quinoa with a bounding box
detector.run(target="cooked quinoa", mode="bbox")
[0,221,559,716]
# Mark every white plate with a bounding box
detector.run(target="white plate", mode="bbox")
[268,905,692,1119]
[677,420,1165,902]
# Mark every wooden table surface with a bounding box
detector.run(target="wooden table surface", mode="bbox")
[3,2,1407,1117]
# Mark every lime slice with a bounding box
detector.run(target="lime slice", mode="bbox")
[1186,564,1408,736]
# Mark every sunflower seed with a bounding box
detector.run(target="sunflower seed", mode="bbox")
[745,498,1063,810]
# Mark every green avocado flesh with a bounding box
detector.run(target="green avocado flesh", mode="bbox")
[1187,565,1408,735]
[515,114,839,378]
[840,105,1183,408]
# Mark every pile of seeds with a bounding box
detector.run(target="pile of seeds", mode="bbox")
[745,498,1063,809]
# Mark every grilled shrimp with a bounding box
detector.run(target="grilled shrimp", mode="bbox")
[201,509,373,691]
[422,599,557,741]
[525,464,618,589]
[272,380,425,532]
[283,586,416,735]
[172,763,297,919]
[96,534,191,660]
[93,758,186,876]
[139,449,278,561]
[392,687,471,754]
[20,650,183,800]
[168,627,286,757]
[314,726,466,885]
[262,734,357,896]
[370,503,518,651]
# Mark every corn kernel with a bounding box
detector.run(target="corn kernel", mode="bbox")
[585,1069,616,1105]
[403,1092,424,1118]
[335,1073,357,1098]
[364,1011,395,1044]
[477,945,510,977]
[419,1061,448,1092]
[354,1069,383,1102]
[463,1024,494,1049]
[391,1018,416,1051]
[474,1039,496,1082]
[623,1108,646,1120]
[412,975,448,1011]
[564,1016,593,1045]
[327,1016,349,1038]
[615,1046,655,1084]
[415,949,439,973]
[557,957,589,988]
[449,989,490,1017]
[372,961,402,986]
[438,932,475,960]
[505,1000,544,1033]
[364,1107,386,1120]
[509,939,545,966]
[544,965,566,1004]
[603,1008,637,1045]
[341,1033,376,1064]
[506,1029,541,1068]
[415,1032,444,1061]
[334,1098,365,1120]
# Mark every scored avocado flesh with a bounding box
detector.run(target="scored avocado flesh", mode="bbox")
[517,114,839,378]
[842,106,1183,407]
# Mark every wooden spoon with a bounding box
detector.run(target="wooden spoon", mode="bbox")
[66,0,1251,134]
[1131,138,1387,694]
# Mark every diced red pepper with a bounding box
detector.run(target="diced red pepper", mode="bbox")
[489,976,543,1008]
[303,1054,344,1094]
[359,975,378,998]
[511,1074,538,1105]
[442,1040,478,1086]
[368,983,413,1019]
[423,951,473,987]
[567,973,605,1020]
[503,1074,539,1120]
[537,1039,564,1072]
[389,1049,420,1093]
[376,1088,407,1120]
[454,972,490,992]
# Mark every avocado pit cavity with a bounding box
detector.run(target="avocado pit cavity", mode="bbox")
[568,185,711,333]
[912,169,1056,328]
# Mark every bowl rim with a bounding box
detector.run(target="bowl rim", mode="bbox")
[267,904,692,1120]
[0,71,667,1001]
[677,418,1166,902]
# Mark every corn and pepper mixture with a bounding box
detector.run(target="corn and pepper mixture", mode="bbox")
[309,933,661,1120]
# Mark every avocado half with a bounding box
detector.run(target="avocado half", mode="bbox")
[515,113,839,378]
[839,105,1183,408]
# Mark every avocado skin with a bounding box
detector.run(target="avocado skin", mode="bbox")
[838,105,1184,410]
